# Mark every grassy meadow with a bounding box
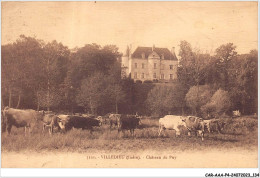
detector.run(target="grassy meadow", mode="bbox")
[1,116,258,152]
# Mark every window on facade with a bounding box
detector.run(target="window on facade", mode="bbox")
[134,72,137,79]
[135,63,137,68]
[170,65,173,70]
[153,73,157,79]
[161,74,164,79]
[170,74,173,79]
[141,73,144,79]
[142,53,145,59]
[142,63,144,69]
[154,63,157,69]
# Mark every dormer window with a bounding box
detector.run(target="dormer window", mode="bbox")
[161,54,164,59]
[142,53,145,59]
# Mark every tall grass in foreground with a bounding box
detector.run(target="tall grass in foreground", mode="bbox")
[1,116,258,152]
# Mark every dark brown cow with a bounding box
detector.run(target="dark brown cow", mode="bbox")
[182,116,205,141]
[2,107,45,135]
[118,114,142,137]
[57,115,101,133]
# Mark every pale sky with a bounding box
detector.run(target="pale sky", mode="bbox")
[1,1,258,55]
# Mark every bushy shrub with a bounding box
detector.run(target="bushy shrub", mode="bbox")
[201,89,231,118]
[185,85,214,115]
[146,83,187,116]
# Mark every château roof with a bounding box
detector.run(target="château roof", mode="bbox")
[131,46,177,60]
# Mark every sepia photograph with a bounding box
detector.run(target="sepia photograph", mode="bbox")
[1,1,258,172]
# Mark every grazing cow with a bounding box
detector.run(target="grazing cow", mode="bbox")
[42,114,62,134]
[109,114,121,129]
[102,113,111,125]
[57,115,101,133]
[210,119,226,133]
[2,107,45,134]
[117,114,142,137]
[182,116,205,141]
[96,116,104,125]
[204,120,211,133]
[158,115,186,137]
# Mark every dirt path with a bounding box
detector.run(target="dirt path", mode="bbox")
[1,149,258,168]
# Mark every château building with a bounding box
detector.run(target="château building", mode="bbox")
[121,45,178,82]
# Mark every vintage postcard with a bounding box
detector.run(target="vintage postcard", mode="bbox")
[1,1,258,172]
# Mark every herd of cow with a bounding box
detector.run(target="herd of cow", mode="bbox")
[1,107,227,141]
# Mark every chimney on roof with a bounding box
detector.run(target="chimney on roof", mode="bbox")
[124,45,130,57]
[152,44,155,51]
[129,44,132,57]
[171,47,175,55]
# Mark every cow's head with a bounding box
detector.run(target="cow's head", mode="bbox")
[57,116,70,131]
[135,113,142,119]
[91,117,102,127]
[135,115,143,127]
[181,116,187,123]
[57,118,66,130]
[39,110,45,115]
[36,110,45,121]
[96,116,103,126]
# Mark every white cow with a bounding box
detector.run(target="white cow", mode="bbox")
[158,115,186,137]
[56,114,70,130]
[204,120,211,133]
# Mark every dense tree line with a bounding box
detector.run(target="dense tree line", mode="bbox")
[1,36,258,117]
[147,41,257,117]
[1,35,124,114]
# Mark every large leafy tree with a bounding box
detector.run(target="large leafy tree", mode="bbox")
[76,72,108,114]
[146,83,187,116]
[215,43,238,90]
[229,50,258,114]
[177,41,195,88]
[1,35,45,109]
[201,89,231,118]
[240,50,258,114]
[69,44,121,88]
[146,85,171,116]
[68,44,122,113]
[39,40,70,111]
[164,82,188,115]
[106,62,126,114]
[185,85,214,115]
[177,41,210,88]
